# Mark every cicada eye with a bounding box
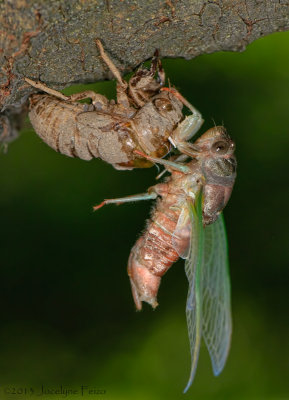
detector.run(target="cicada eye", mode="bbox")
[153,98,173,112]
[212,140,229,154]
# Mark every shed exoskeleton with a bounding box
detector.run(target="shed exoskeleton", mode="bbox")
[25,40,203,170]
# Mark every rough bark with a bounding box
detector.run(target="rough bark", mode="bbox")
[0,0,289,142]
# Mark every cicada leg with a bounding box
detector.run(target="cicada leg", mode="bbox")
[93,192,157,211]
[161,87,204,156]
[24,78,69,101]
[96,39,131,110]
[67,91,109,109]
[25,78,109,110]
[156,154,189,179]
[172,113,204,143]
[170,112,204,158]
[133,149,191,174]
[96,39,127,89]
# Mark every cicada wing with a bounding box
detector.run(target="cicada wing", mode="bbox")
[201,214,232,376]
[183,193,204,393]
[172,206,191,259]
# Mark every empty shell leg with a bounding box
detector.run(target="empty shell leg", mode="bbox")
[96,39,127,89]
[95,39,131,109]
[25,78,108,109]
[68,91,108,108]
[24,78,69,101]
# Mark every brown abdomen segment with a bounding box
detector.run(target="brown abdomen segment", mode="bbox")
[127,205,181,310]
[29,94,98,160]
[29,95,146,167]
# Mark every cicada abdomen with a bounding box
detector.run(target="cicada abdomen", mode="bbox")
[127,183,192,310]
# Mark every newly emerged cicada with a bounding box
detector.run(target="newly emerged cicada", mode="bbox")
[95,126,236,391]
[25,40,203,170]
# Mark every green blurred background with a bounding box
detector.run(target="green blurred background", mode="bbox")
[0,32,288,400]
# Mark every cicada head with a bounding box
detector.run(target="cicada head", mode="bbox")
[193,126,237,225]
[193,126,236,186]
[194,126,234,156]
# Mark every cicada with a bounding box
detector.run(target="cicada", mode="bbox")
[94,126,236,391]
[24,40,203,170]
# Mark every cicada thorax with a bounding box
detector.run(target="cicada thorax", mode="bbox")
[117,92,184,169]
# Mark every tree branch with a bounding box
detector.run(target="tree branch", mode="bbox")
[0,0,289,141]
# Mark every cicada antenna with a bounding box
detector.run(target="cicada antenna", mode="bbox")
[211,117,217,128]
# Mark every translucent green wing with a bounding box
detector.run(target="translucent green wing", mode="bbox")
[183,193,204,393]
[201,214,232,376]
[183,193,232,393]
[172,206,191,259]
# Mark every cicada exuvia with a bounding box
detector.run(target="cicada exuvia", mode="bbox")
[25,40,203,170]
